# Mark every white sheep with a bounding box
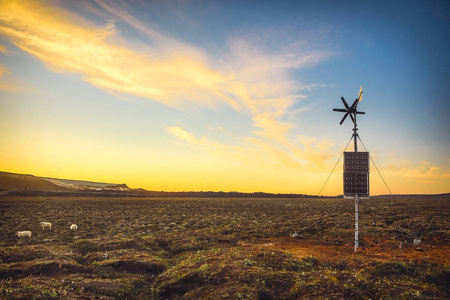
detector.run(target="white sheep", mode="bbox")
[40,222,52,230]
[70,224,78,231]
[16,231,32,240]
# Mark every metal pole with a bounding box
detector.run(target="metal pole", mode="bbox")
[353,112,359,252]
[353,113,358,152]
[355,194,359,252]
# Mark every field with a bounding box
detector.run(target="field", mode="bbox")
[0,195,449,299]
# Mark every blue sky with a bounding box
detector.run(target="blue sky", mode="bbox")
[0,0,449,195]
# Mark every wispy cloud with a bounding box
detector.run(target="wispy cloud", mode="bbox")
[0,66,32,93]
[0,46,26,92]
[0,45,9,78]
[0,64,9,77]
[0,64,12,91]
[167,126,338,172]
[385,160,450,182]
[167,126,260,164]
[0,0,335,170]
[0,0,240,108]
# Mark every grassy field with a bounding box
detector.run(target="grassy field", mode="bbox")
[0,195,449,299]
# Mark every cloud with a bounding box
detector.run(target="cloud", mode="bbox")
[0,48,27,92]
[368,158,450,193]
[220,33,335,161]
[0,64,12,91]
[167,126,198,144]
[386,160,450,181]
[240,136,304,170]
[0,45,10,79]
[167,125,339,172]
[0,64,9,77]
[0,0,243,109]
[0,66,32,93]
[0,0,336,170]
[252,111,295,142]
[167,126,258,164]
[167,126,243,154]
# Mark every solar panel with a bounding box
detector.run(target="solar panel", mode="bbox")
[343,152,369,197]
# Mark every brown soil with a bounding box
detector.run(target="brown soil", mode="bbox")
[258,237,450,267]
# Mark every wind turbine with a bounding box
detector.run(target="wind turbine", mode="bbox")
[333,86,364,151]
[333,86,369,252]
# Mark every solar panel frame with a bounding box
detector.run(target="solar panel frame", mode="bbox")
[343,152,370,197]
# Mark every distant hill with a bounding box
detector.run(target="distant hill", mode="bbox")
[0,171,71,192]
[0,171,128,193]
[40,177,128,190]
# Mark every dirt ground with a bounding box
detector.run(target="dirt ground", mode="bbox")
[256,237,450,267]
[1,195,449,299]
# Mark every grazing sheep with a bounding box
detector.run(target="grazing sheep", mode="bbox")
[70,224,78,231]
[16,231,32,240]
[40,222,52,230]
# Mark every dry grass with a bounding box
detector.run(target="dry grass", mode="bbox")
[0,195,449,299]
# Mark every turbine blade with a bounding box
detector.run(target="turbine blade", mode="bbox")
[358,86,363,101]
[349,113,355,124]
[341,97,349,109]
[356,111,365,114]
[340,113,349,125]
[351,98,359,109]
[333,109,347,112]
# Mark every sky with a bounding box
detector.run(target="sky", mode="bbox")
[0,0,449,195]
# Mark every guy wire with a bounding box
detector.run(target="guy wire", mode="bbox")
[357,135,394,196]
[318,135,353,196]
